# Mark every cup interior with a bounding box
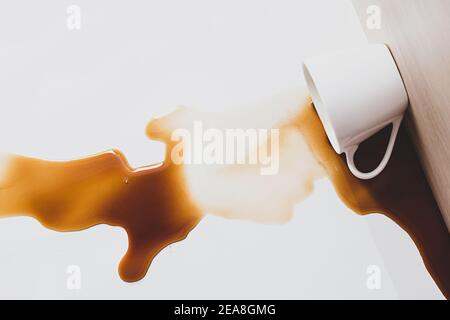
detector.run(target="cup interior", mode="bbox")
[302,63,341,153]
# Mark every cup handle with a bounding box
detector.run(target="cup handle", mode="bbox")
[344,116,403,180]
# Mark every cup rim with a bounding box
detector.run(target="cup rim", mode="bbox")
[302,63,342,153]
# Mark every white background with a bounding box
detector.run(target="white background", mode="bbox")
[0,0,443,299]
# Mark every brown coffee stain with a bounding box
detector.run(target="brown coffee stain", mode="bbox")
[146,96,324,224]
[0,147,202,282]
[0,94,448,298]
[296,100,450,298]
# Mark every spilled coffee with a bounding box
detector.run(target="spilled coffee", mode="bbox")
[296,100,450,298]
[0,94,448,298]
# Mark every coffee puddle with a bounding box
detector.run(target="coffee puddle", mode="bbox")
[0,148,201,282]
[146,94,324,224]
[297,101,450,298]
[0,96,448,297]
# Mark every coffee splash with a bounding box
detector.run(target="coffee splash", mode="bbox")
[0,91,324,283]
[0,94,448,298]
[0,149,201,282]
[296,101,450,298]
[146,91,324,224]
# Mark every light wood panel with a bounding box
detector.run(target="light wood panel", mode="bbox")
[352,0,450,230]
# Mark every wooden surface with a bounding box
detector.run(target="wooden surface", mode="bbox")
[352,0,450,230]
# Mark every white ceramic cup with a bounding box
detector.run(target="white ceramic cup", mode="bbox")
[302,44,409,179]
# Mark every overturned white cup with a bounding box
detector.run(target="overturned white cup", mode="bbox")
[303,44,409,179]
